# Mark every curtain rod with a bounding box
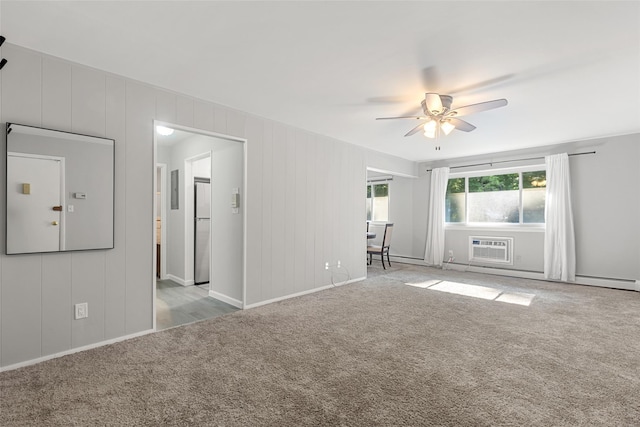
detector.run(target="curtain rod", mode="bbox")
[425,151,596,172]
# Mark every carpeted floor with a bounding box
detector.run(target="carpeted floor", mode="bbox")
[1,264,639,426]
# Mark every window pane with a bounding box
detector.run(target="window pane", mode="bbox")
[367,183,389,222]
[522,171,546,189]
[523,188,545,223]
[468,190,519,223]
[446,192,466,222]
[468,174,519,223]
[469,173,519,192]
[373,183,388,197]
[372,196,388,221]
[445,178,465,223]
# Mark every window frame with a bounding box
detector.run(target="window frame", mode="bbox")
[446,165,546,230]
[366,180,390,223]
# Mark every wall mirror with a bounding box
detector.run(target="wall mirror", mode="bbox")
[5,123,114,254]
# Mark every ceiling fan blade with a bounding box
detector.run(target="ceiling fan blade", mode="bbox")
[448,117,476,132]
[376,116,426,120]
[425,93,443,114]
[452,99,508,117]
[404,121,427,137]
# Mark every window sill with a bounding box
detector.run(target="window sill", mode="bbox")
[445,224,545,233]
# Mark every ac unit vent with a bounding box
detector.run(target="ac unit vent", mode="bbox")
[469,236,514,265]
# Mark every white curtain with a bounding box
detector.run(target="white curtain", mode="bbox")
[424,167,449,266]
[544,153,576,281]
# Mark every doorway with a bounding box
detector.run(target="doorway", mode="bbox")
[153,122,245,330]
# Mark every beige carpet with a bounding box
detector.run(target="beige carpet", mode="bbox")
[1,264,639,426]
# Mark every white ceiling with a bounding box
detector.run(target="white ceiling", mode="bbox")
[2,1,639,162]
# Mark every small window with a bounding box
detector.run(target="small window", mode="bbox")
[366,182,389,222]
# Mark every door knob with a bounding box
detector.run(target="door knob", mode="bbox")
[52,221,59,226]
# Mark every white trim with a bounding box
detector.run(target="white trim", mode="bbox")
[242,138,248,310]
[244,277,366,309]
[448,163,546,178]
[0,329,154,373]
[152,122,158,331]
[366,166,417,179]
[445,224,545,233]
[165,274,193,287]
[208,290,243,309]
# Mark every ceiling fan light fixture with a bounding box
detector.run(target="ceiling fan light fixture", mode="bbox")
[440,120,455,135]
[423,120,437,138]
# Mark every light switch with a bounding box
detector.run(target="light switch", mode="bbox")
[68,205,74,213]
[22,183,31,195]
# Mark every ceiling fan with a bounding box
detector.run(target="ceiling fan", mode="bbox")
[376,93,508,139]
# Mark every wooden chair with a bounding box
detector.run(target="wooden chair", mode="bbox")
[367,223,394,269]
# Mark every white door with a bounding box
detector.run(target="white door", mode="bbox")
[7,154,63,254]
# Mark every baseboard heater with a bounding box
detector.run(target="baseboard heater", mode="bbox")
[469,236,514,265]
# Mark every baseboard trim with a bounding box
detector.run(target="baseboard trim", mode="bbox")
[0,329,155,373]
[390,258,639,292]
[208,290,243,309]
[166,274,194,287]
[244,276,366,310]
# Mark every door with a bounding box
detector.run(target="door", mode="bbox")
[194,179,211,285]
[7,153,63,253]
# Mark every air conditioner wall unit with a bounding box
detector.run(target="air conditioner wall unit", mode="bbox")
[469,236,514,265]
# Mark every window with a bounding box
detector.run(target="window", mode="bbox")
[446,168,546,225]
[366,182,389,222]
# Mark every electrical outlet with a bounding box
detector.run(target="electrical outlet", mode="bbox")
[75,302,88,320]
[448,250,454,257]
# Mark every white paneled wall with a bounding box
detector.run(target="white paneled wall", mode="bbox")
[0,44,369,368]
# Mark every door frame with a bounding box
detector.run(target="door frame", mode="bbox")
[152,120,247,332]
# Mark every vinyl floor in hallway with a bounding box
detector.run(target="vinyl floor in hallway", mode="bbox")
[156,280,239,330]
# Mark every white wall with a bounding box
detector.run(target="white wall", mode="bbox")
[0,44,370,368]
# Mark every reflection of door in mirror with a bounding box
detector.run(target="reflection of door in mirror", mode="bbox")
[7,153,64,253]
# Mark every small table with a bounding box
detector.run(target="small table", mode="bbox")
[366,232,376,239]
